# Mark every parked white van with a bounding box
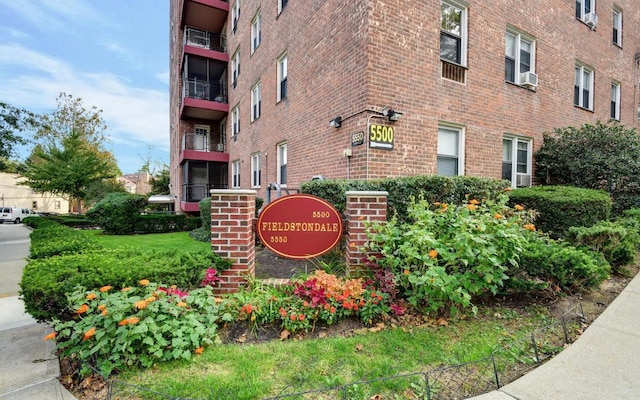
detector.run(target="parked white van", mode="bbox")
[0,207,38,224]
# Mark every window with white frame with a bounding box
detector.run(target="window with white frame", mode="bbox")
[231,105,240,141]
[611,82,621,120]
[437,125,464,176]
[251,82,261,121]
[231,0,240,33]
[278,0,288,14]
[232,160,241,188]
[505,30,535,85]
[277,54,288,101]
[440,1,467,66]
[574,64,594,110]
[231,50,240,88]
[502,136,532,187]
[54,200,61,209]
[251,11,261,53]
[575,0,594,21]
[277,143,287,185]
[219,118,227,150]
[613,8,622,47]
[251,153,261,187]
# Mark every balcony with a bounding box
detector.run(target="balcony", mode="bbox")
[185,27,226,53]
[181,78,228,120]
[180,131,229,163]
[181,182,229,212]
[180,0,229,33]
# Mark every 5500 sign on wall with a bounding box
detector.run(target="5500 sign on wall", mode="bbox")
[369,124,394,150]
[257,194,343,259]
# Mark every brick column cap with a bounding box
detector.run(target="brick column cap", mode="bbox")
[345,191,389,197]
[210,189,258,196]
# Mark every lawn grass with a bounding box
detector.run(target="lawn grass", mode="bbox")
[114,306,546,400]
[87,230,210,253]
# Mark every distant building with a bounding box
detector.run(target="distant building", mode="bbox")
[170,0,640,214]
[0,172,69,213]
[117,173,152,195]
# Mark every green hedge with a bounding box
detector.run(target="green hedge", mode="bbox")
[508,186,611,239]
[86,192,146,235]
[135,214,201,234]
[301,175,510,222]
[20,247,224,322]
[29,224,103,259]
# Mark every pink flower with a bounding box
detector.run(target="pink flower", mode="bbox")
[201,268,223,287]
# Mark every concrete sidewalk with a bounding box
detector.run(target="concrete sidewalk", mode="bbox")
[470,271,640,400]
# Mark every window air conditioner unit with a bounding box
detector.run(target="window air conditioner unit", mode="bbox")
[519,71,538,88]
[516,174,531,187]
[584,12,598,29]
[216,143,225,152]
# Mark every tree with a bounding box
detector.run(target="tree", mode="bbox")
[84,178,127,207]
[20,131,117,215]
[0,102,38,159]
[149,167,170,195]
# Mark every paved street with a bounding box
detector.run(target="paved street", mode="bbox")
[0,223,30,298]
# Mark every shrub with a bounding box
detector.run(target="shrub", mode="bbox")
[48,281,229,378]
[566,221,639,273]
[29,224,103,259]
[20,247,230,322]
[363,195,529,316]
[135,214,201,234]
[87,192,146,234]
[515,236,610,292]
[535,121,640,214]
[301,175,510,222]
[189,197,212,242]
[22,216,59,229]
[508,186,611,239]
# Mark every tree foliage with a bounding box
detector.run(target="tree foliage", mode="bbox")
[149,167,170,195]
[535,121,640,214]
[0,101,38,159]
[20,131,117,214]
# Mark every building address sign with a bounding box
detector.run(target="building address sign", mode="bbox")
[369,123,394,150]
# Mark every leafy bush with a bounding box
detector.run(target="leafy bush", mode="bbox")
[302,175,510,222]
[48,281,228,378]
[508,186,611,239]
[46,214,96,229]
[135,214,201,234]
[20,247,230,322]
[29,224,103,259]
[22,216,59,229]
[515,236,610,292]
[86,192,146,234]
[535,121,640,214]
[363,195,529,316]
[566,221,639,273]
[189,197,212,242]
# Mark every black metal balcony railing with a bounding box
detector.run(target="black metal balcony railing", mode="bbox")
[183,79,227,103]
[182,183,228,203]
[184,26,226,53]
[181,132,226,152]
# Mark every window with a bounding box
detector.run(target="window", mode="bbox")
[32,201,38,210]
[231,105,240,141]
[232,160,241,188]
[251,82,261,121]
[54,200,61,210]
[437,125,464,176]
[231,50,240,88]
[503,136,532,187]
[575,0,594,20]
[611,82,621,120]
[440,1,466,65]
[277,54,288,101]
[277,143,287,185]
[251,12,261,53]
[278,0,288,14]
[574,64,594,110]
[613,8,622,47]
[251,153,261,187]
[505,30,535,85]
[231,0,240,33]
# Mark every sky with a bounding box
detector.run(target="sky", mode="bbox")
[0,0,170,174]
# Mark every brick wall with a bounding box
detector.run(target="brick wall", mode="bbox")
[345,191,388,275]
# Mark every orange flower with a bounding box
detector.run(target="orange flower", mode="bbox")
[99,286,112,293]
[524,224,536,231]
[127,317,140,325]
[135,300,148,310]
[433,202,441,206]
[97,304,106,311]
[514,204,524,211]
[119,318,130,326]
[298,314,305,321]
[146,296,156,303]
[469,199,480,205]
[494,214,503,219]
[194,347,204,355]
[466,204,477,211]
[279,307,287,317]
[214,297,224,303]
[428,250,438,259]
[44,332,57,341]
[349,242,357,248]
[86,293,97,301]
[403,269,410,275]
[101,309,108,317]
[82,327,96,341]
[76,304,89,314]
[329,306,336,314]
[121,287,132,292]
[290,314,297,321]
[139,279,150,286]
[177,302,187,308]
[302,301,309,307]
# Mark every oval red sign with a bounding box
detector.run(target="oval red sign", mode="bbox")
[257,194,343,260]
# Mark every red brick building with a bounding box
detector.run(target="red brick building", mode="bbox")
[170,0,640,214]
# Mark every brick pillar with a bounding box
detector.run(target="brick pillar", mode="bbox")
[345,191,388,275]
[210,190,256,294]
